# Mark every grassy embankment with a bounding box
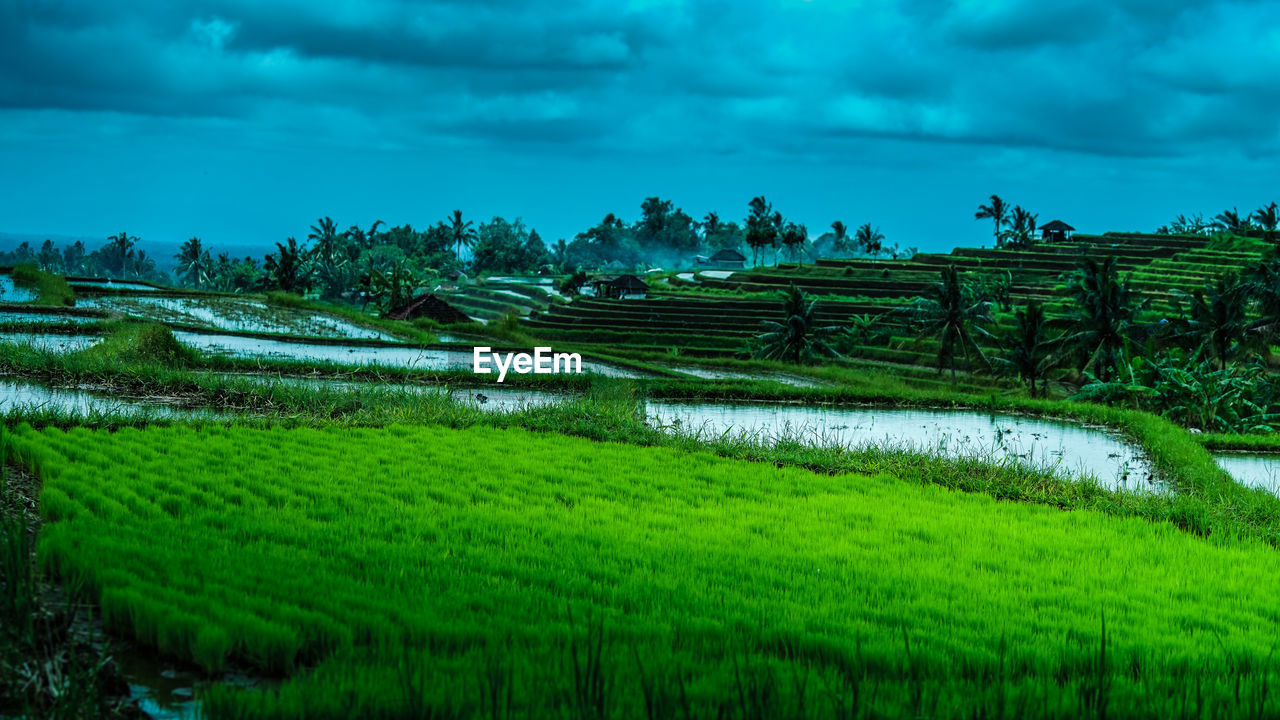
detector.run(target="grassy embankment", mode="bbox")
[9,265,75,307]
[8,422,1280,719]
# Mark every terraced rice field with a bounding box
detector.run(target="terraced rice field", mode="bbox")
[10,422,1280,718]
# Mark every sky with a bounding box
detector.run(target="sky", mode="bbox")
[2,0,1278,259]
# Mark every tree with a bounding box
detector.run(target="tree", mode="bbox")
[780,222,808,266]
[903,265,993,386]
[854,223,884,263]
[471,217,549,274]
[1170,275,1251,367]
[1254,203,1278,242]
[1057,256,1147,383]
[448,210,478,256]
[308,217,340,261]
[1213,207,1251,234]
[175,237,212,288]
[995,301,1055,397]
[752,284,844,364]
[1242,253,1280,346]
[264,237,310,293]
[702,212,721,243]
[830,221,851,255]
[37,240,62,272]
[974,195,1009,248]
[745,196,777,267]
[104,231,138,276]
[1003,206,1038,249]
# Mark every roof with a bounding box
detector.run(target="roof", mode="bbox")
[709,248,746,261]
[595,274,649,291]
[385,293,472,324]
[1039,220,1075,232]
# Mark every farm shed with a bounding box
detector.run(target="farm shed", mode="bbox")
[699,248,747,269]
[1038,220,1075,243]
[592,274,649,299]
[385,293,472,324]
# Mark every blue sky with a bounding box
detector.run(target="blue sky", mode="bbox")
[1,0,1277,256]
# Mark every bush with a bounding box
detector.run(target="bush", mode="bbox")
[264,290,307,308]
[86,323,196,367]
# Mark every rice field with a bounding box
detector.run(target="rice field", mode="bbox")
[9,422,1280,719]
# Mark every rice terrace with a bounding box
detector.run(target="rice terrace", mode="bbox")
[4,2,1280,719]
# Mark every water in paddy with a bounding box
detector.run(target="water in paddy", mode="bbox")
[0,274,37,302]
[79,295,396,340]
[0,332,99,352]
[0,379,220,418]
[646,401,1157,491]
[175,331,643,377]
[0,310,99,324]
[1213,454,1280,494]
[665,364,827,388]
[69,279,160,292]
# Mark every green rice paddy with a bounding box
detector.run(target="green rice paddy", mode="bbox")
[10,422,1280,718]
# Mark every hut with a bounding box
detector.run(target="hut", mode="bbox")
[700,248,747,269]
[591,274,649,299]
[385,294,472,324]
[1038,220,1075,243]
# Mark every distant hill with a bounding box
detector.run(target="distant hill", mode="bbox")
[0,231,273,272]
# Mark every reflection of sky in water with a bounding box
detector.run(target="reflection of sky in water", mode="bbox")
[0,275,37,302]
[0,379,219,419]
[0,332,99,351]
[647,401,1156,491]
[0,311,99,324]
[1213,454,1280,495]
[70,279,160,292]
[80,296,394,340]
[174,332,641,376]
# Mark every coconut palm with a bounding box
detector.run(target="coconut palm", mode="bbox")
[1254,203,1278,242]
[308,217,340,261]
[1056,256,1148,383]
[855,223,884,263]
[752,284,844,364]
[265,237,310,294]
[974,195,1009,248]
[1213,207,1251,234]
[1169,275,1250,367]
[830,220,850,254]
[174,237,212,288]
[1002,206,1038,249]
[780,221,808,266]
[449,210,478,256]
[904,265,993,386]
[1242,253,1280,345]
[745,196,776,266]
[995,301,1056,397]
[105,231,138,277]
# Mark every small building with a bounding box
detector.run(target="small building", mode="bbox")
[592,274,649,300]
[385,293,472,324]
[1039,220,1075,243]
[698,248,747,269]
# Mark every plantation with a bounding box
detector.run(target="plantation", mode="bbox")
[7,422,1280,718]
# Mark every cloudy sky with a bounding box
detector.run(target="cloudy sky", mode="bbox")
[2,0,1277,257]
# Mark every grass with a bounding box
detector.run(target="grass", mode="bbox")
[10,264,75,307]
[9,421,1280,718]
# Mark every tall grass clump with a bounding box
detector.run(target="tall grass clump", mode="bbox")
[83,323,196,368]
[11,263,75,306]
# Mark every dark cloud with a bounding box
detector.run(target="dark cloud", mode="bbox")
[1,0,1278,249]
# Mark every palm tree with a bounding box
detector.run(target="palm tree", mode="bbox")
[1169,275,1250,367]
[753,284,844,364]
[903,265,993,386]
[1002,206,1038,249]
[745,196,776,267]
[174,237,211,288]
[1253,203,1278,242]
[105,231,138,277]
[1242,253,1280,346]
[780,222,808,266]
[1056,256,1147,383]
[974,195,1009,248]
[449,210,477,256]
[308,217,340,261]
[702,212,721,244]
[855,224,884,263]
[995,301,1055,397]
[1213,207,1251,234]
[265,237,310,293]
[830,221,850,255]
